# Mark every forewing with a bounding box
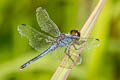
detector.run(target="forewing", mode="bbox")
[36,7,61,37]
[83,38,100,49]
[17,24,55,52]
[75,38,100,50]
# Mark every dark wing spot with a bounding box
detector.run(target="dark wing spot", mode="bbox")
[41,7,45,10]
[96,38,100,41]
[21,24,26,26]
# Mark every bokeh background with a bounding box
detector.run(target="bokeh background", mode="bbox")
[0,0,120,80]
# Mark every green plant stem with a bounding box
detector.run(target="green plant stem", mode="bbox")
[51,0,106,80]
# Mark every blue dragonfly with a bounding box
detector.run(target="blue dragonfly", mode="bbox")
[18,7,100,70]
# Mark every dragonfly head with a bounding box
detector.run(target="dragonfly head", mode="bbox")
[70,30,80,37]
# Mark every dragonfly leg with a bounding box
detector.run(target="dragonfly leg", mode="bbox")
[73,44,79,50]
[72,44,84,50]
[76,54,82,65]
[64,42,84,63]
[66,53,74,62]
[64,45,74,62]
[64,45,69,53]
[71,44,83,64]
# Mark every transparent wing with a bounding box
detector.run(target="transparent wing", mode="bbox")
[53,45,83,65]
[17,24,55,52]
[51,44,82,64]
[50,38,100,64]
[36,7,61,37]
[50,45,68,62]
[71,38,100,65]
[82,38,100,49]
[75,38,100,50]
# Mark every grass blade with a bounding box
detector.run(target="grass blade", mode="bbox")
[51,0,106,80]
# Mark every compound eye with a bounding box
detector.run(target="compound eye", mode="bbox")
[76,32,80,37]
[70,30,80,37]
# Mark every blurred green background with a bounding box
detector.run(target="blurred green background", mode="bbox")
[0,0,120,80]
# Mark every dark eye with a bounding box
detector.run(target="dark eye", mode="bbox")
[76,32,80,37]
[70,30,80,37]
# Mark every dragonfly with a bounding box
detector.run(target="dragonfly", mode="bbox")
[18,7,100,70]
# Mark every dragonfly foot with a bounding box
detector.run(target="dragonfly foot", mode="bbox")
[66,53,74,62]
